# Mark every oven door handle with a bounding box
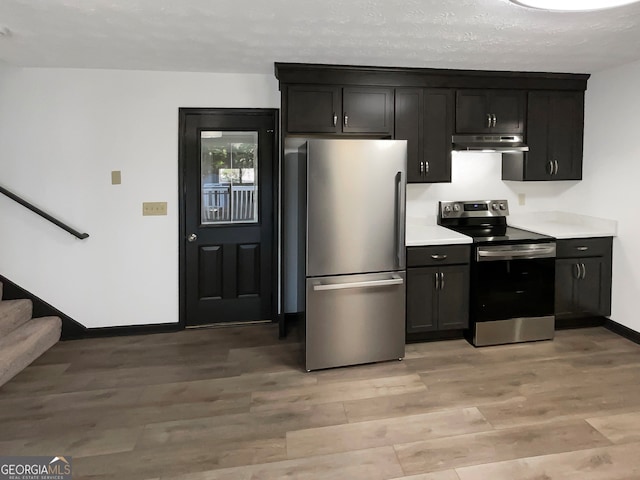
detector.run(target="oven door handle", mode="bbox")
[476,244,556,261]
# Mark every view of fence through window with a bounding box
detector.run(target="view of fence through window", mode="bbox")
[200,131,258,224]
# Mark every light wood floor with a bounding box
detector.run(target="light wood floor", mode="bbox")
[1,325,640,479]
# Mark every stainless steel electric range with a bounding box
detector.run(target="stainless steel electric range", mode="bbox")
[438,199,556,347]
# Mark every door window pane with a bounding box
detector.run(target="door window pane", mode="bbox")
[201,131,258,224]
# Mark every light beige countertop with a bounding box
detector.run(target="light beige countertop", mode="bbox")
[508,211,617,239]
[405,211,617,246]
[406,216,472,246]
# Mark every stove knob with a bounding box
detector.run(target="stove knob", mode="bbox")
[453,204,461,212]
[499,203,507,210]
[444,205,452,213]
[491,203,499,211]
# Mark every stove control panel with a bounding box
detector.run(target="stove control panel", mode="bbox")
[439,200,510,219]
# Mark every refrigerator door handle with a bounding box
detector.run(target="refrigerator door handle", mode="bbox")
[395,171,405,269]
[313,275,404,291]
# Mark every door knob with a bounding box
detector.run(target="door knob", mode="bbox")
[187,233,198,242]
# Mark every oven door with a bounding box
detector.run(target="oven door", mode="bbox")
[472,252,555,322]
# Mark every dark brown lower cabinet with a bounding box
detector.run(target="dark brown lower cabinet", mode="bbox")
[555,237,612,319]
[406,245,470,334]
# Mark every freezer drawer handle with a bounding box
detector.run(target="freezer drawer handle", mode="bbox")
[313,276,404,291]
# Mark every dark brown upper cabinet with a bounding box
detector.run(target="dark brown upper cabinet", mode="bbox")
[503,91,584,181]
[395,88,454,183]
[286,86,341,134]
[285,85,394,135]
[275,63,588,185]
[456,90,526,134]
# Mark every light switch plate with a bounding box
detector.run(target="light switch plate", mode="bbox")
[143,202,167,216]
[111,171,121,185]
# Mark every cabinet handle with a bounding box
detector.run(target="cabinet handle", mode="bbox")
[420,161,424,175]
[574,263,581,279]
[344,114,349,127]
[332,113,337,127]
[492,114,497,128]
[431,254,448,261]
[554,160,559,175]
[576,246,589,251]
[440,272,445,290]
[581,263,586,280]
[434,272,440,290]
[425,161,429,174]
[487,113,492,128]
[548,160,554,175]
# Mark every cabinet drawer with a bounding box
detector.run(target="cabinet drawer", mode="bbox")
[556,237,612,259]
[407,245,470,267]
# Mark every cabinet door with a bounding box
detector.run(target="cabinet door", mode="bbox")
[406,267,438,333]
[342,87,394,134]
[286,85,341,134]
[490,91,525,134]
[395,88,423,183]
[576,257,607,316]
[396,89,453,184]
[556,256,612,318]
[437,265,470,330]
[456,91,490,133]
[423,89,454,183]
[523,91,584,181]
[525,91,553,180]
[549,91,584,180]
[555,259,578,317]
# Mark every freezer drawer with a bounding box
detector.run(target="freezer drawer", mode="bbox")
[305,271,406,371]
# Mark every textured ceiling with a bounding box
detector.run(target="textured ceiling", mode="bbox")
[1,0,640,74]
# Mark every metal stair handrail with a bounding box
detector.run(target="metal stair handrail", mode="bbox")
[0,184,89,240]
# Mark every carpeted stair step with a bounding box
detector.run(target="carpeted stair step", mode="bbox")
[0,299,33,338]
[0,316,61,387]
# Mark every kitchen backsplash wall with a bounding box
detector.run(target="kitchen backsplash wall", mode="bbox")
[406,151,581,223]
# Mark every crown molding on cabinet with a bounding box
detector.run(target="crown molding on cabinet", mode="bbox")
[274,63,590,91]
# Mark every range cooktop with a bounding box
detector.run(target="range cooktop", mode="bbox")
[445,224,553,245]
[437,199,555,245]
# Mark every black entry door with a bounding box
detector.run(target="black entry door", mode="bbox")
[180,109,277,326]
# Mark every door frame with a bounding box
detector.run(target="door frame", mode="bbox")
[178,108,280,328]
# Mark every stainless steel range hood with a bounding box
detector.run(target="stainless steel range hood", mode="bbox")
[452,134,529,153]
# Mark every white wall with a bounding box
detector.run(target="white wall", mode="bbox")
[0,67,279,328]
[558,59,640,333]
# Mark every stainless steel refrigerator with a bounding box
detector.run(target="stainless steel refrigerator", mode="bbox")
[285,139,407,371]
